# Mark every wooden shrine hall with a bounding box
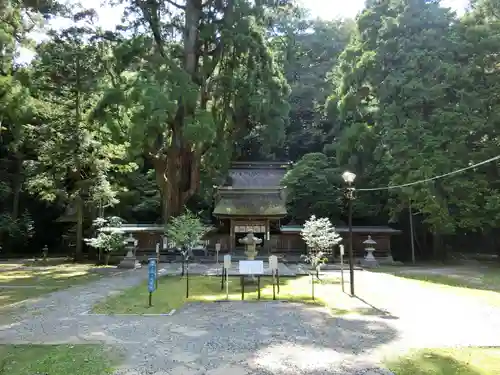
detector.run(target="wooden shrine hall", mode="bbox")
[209,161,400,262]
[104,161,401,263]
[211,161,290,254]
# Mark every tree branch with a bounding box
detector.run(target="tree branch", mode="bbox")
[165,0,186,10]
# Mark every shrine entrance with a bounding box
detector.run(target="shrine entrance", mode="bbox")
[233,220,267,249]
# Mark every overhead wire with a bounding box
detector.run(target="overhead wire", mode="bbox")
[355,154,500,192]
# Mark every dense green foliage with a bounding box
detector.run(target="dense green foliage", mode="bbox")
[2,0,500,260]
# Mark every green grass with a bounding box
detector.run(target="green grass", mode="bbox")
[92,274,368,315]
[386,347,500,375]
[0,344,122,375]
[373,266,500,307]
[0,264,103,307]
[386,270,500,292]
[0,264,105,325]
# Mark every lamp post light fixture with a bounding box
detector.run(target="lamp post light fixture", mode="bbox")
[342,170,356,296]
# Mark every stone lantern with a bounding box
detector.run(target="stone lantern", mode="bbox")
[118,233,141,269]
[42,244,49,260]
[239,232,262,260]
[361,235,378,268]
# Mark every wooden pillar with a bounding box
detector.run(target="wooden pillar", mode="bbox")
[229,219,234,254]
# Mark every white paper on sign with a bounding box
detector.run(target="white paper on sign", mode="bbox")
[268,255,278,270]
[239,260,264,275]
[223,254,232,269]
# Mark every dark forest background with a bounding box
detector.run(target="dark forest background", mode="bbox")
[2,0,500,261]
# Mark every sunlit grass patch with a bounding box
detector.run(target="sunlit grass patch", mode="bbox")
[0,344,122,375]
[92,274,372,315]
[385,347,500,375]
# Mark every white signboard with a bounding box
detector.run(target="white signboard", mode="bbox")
[223,254,232,269]
[235,224,265,233]
[239,260,264,275]
[340,245,345,256]
[268,255,278,270]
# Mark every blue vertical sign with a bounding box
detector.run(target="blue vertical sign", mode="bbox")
[148,258,157,293]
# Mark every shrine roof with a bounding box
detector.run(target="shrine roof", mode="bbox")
[280,225,401,234]
[226,161,290,189]
[213,190,287,217]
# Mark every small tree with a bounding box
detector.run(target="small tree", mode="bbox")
[165,210,212,276]
[300,215,342,279]
[85,216,125,265]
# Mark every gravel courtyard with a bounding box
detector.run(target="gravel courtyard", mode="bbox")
[1,265,500,375]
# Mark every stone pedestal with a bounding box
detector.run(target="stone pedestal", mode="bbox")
[361,235,378,268]
[118,250,142,269]
[239,232,262,260]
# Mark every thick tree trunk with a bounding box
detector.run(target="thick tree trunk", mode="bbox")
[164,146,200,220]
[432,232,447,262]
[151,145,201,222]
[11,154,22,220]
[75,196,84,261]
[152,157,169,221]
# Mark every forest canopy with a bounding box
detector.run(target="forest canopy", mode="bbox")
[1,0,500,260]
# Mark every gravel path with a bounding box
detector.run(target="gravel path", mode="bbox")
[348,270,500,349]
[1,266,500,374]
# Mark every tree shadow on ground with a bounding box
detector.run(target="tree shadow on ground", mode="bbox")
[175,300,400,354]
[352,295,399,320]
[5,300,402,374]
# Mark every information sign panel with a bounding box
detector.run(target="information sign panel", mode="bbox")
[148,258,157,293]
[239,260,264,275]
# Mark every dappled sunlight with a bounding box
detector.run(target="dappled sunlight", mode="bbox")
[367,268,500,309]
[0,264,101,308]
[0,264,23,268]
[0,265,96,286]
[0,271,34,282]
[249,343,353,373]
[51,270,91,279]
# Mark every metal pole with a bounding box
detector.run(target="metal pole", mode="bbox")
[311,274,315,300]
[186,265,189,298]
[148,292,152,307]
[276,269,280,294]
[257,276,261,300]
[241,276,244,300]
[409,199,416,264]
[348,194,355,296]
[340,248,345,293]
[226,267,229,300]
[272,269,276,300]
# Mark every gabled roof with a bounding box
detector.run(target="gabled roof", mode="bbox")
[213,161,290,218]
[213,189,287,217]
[227,161,289,189]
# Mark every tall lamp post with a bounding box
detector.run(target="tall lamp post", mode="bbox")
[342,170,356,296]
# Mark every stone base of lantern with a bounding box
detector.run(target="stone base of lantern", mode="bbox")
[360,258,379,268]
[118,251,142,269]
[361,249,379,268]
